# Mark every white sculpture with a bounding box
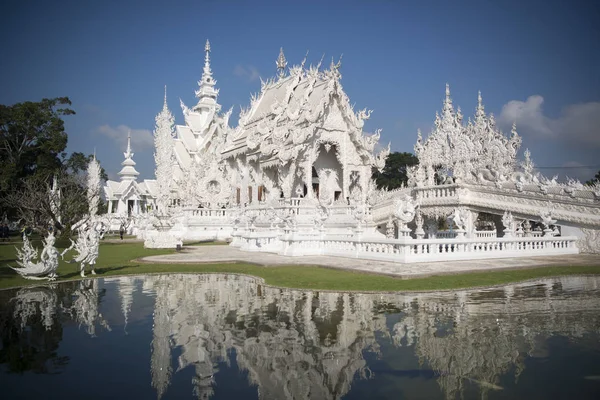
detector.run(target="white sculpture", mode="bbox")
[394,195,416,236]
[154,85,175,215]
[501,211,515,237]
[450,208,468,232]
[63,219,106,277]
[63,157,106,277]
[540,209,557,237]
[11,232,59,281]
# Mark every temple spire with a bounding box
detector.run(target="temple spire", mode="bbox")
[276,47,287,79]
[119,130,139,181]
[124,130,133,159]
[194,39,219,111]
[163,85,168,110]
[442,83,454,116]
[204,39,211,76]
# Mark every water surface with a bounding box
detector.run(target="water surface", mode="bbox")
[1,274,599,399]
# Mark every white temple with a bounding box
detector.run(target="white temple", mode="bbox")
[104,131,157,228]
[103,40,600,256]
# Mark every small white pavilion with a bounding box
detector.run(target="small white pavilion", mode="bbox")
[103,132,157,222]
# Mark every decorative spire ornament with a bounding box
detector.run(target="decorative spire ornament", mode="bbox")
[204,39,211,75]
[194,39,219,111]
[475,90,485,120]
[154,86,175,214]
[118,130,140,182]
[87,155,102,217]
[124,130,133,159]
[276,47,287,79]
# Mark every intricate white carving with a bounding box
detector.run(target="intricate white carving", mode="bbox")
[154,86,175,215]
[501,211,515,237]
[577,228,600,254]
[450,208,468,231]
[11,232,59,281]
[393,194,417,230]
[63,158,106,277]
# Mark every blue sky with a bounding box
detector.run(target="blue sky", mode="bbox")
[2,0,599,181]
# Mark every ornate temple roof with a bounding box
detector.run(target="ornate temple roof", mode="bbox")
[171,40,232,180]
[117,131,140,181]
[221,50,389,169]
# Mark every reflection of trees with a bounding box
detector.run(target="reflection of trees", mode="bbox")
[1,274,599,399]
[0,285,73,373]
[0,279,112,374]
[143,275,600,400]
[392,278,600,399]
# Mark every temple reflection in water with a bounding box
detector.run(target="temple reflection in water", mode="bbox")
[1,274,599,399]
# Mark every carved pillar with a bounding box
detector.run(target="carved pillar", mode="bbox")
[415,210,425,239]
[361,166,369,204]
[304,158,313,199]
[466,210,479,238]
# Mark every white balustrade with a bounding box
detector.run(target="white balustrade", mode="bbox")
[260,234,578,263]
[474,230,497,238]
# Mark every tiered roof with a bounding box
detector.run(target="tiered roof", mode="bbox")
[222,50,389,169]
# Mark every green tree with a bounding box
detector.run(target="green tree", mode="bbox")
[585,170,600,186]
[0,97,74,189]
[65,151,108,181]
[0,98,107,231]
[372,152,419,190]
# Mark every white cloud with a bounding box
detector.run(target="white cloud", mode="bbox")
[498,95,600,147]
[233,64,260,82]
[95,124,154,151]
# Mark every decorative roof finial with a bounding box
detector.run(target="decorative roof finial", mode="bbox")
[204,39,211,74]
[475,90,485,121]
[194,39,219,110]
[163,85,168,110]
[124,130,133,159]
[330,54,343,71]
[276,47,287,79]
[119,130,139,181]
[442,83,453,115]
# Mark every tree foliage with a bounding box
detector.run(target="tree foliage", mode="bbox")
[585,170,600,186]
[372,152,419,190]
[3,170,89,234]
[0,97,107,231]
[0,97,74,190]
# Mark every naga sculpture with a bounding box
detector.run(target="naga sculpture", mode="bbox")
[11,232,60,281]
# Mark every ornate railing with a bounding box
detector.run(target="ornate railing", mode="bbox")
[266,234,579,263]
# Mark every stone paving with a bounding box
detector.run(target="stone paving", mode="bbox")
[139,245,600,278]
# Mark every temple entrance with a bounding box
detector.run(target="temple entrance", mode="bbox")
[127,200,134,215]
[313,143,343,203]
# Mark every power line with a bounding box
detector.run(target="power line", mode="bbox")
[535,165,600,169]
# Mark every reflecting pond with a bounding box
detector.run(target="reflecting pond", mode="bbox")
[1,274,600,399]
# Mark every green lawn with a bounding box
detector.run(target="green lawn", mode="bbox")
[1,239,599,291]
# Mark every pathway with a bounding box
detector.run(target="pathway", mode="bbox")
[139,245,600,278]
